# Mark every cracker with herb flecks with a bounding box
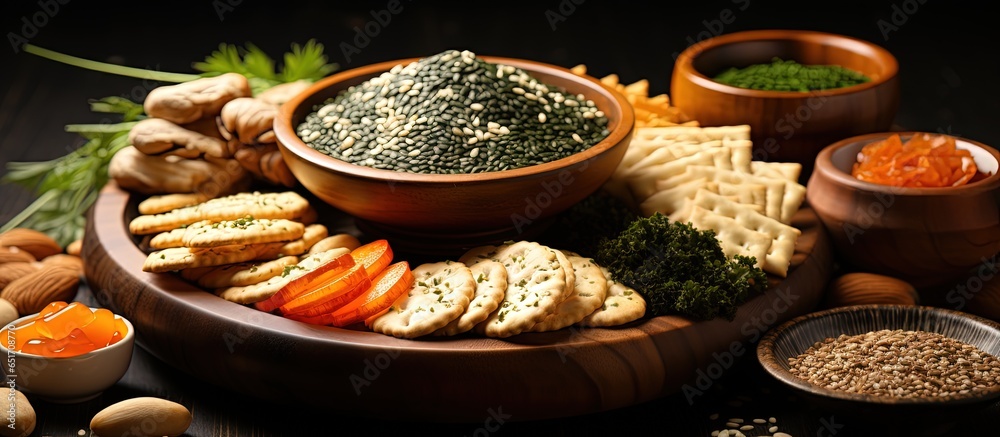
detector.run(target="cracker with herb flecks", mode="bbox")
[183,217,304,248]
[434,259,507,336]
[129,191,309,235]
[219,249,343,305]
[473,242,567,338]
[148,227,191,249]
[138,192,213,215]
[370,261,476,339]
[142,242,284,273]
[196,256,298,289]
[256,224,328,259]
[578,267,646,327]
[530,255,608,332]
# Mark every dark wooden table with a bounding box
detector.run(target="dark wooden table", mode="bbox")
[3,1,999,435]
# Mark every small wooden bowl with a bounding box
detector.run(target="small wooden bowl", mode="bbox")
[671,29,900,177]
[758,305,1000,420]
[274,57,633,252]
[807,132,1000,288]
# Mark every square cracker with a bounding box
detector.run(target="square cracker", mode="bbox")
[669,189,764,223]
[683,166,786,221]
[686,207,771,269]
[684,191,801,277]
[751,161,802,182]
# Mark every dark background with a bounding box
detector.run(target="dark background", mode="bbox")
[1,1,996,436]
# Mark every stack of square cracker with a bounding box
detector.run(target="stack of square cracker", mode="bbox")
[129,191,362,301]
[607,125,806,278]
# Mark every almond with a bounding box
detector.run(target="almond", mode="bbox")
[41,254,84,275]
[0,228,61,261]
[0,262,39,292]
[90,397,192,437]
[825,272,918,308]
[0,298,19,326]
[0,389,35,437]
[0,247,35,265]
[66,239,83,256]
[0,265,79,315]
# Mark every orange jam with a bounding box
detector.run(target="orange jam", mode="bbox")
[851,133,988,187]
[2,301,128,358]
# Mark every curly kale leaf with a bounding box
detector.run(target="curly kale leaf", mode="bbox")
[595,213,767,321]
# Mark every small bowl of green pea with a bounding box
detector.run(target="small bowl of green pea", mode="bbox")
[670,29,900,179]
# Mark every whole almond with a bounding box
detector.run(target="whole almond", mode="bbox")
[41,254,84,275]
[0,298,19,326]
[0,247,34,265]
[0,389,35,437]
[66,239,83,256]
[0,265,79,315]
[0,228,61,261]
[91,397,192,437]
[0,262,39,292]
[825,273,918,308]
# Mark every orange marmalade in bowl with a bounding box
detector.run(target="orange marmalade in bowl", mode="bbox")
[852,133,990,187]
[1,301,129,358]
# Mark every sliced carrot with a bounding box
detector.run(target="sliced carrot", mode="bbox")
[350,240,393,278]
[289,262,412,327]
[278,263,371,316]
[330,262,412,327]
[254,252,355,313]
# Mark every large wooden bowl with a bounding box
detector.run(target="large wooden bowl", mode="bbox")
[807,132,1000,289]
[671,30,900,178]
[275,56,633,249]
[83,184,833,422]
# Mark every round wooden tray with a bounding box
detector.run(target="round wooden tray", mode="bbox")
[82,183,833,422]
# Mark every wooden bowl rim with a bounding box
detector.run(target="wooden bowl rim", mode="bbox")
[813,131,1000,195]
[274,55,635,184]
[675,29,899,99]
[757,304,1000,406]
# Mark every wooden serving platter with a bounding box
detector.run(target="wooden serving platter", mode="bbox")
[82,183,833,422]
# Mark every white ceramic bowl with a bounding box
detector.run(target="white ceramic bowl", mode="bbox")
[1,308,134,403]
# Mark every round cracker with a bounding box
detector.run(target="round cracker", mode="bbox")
[474,242,567,338]
[371,261,476,339]
[530,255,608,332]
[578,267,647,327]
[433,259,507,336]
[552,248,576,305]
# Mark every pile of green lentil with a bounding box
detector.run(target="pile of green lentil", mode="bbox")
[714,57,870,92]
[297,50,610,174]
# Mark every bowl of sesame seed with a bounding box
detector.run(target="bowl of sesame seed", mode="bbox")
[758,305,1000,415]
[274,50,633,253]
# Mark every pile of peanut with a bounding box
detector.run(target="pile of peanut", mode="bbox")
[109,75,312,199]
[0,228,83,326]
